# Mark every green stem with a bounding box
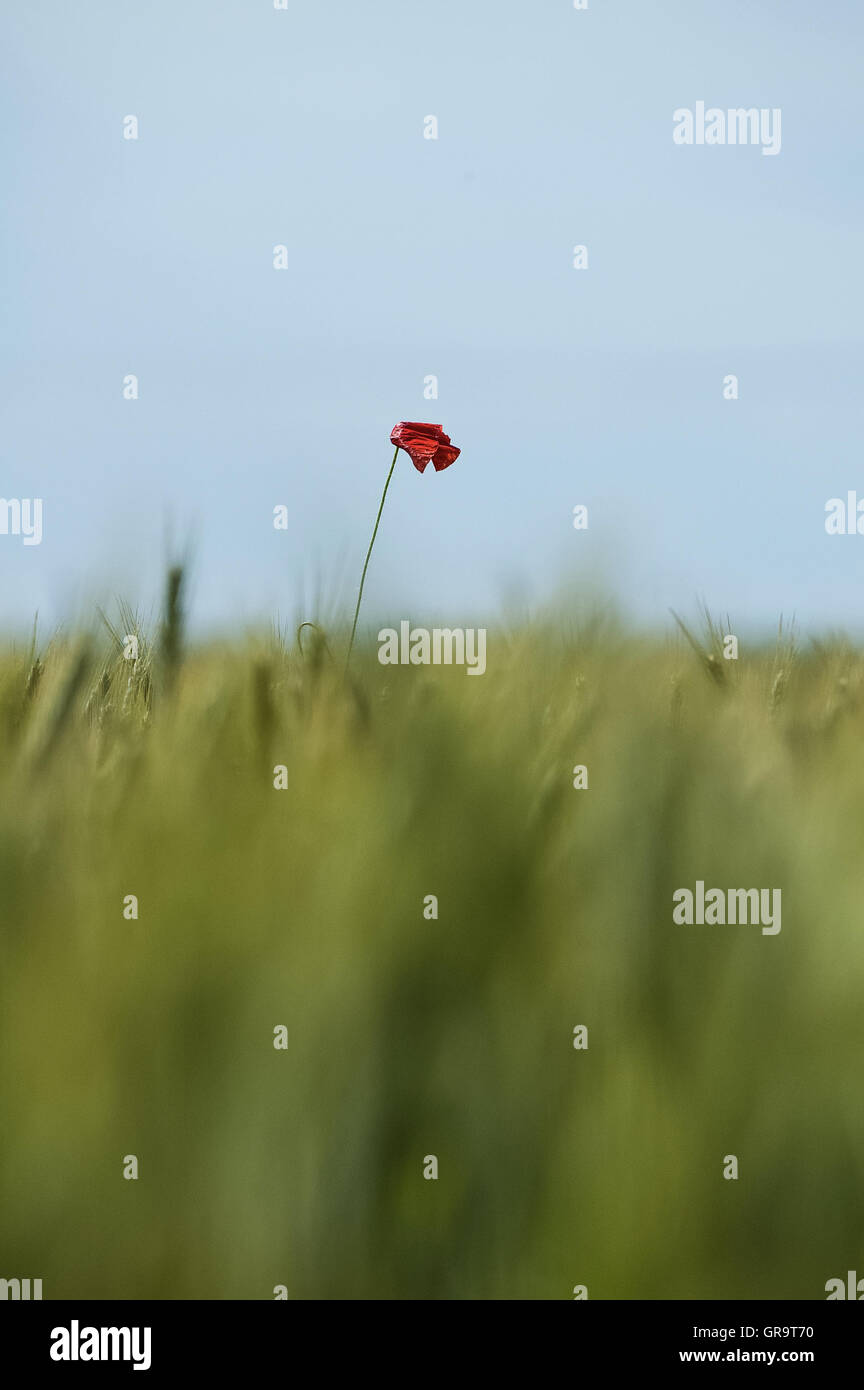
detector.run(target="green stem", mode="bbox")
[345,445,400,671]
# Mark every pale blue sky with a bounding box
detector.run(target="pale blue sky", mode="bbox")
[2,0,863,637]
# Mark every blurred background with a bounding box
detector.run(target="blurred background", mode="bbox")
[1,622,863,1299]
[2,0,864,637]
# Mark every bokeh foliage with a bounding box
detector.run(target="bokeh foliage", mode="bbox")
[1,599,862,1299]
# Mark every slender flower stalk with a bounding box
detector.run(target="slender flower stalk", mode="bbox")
[344,424,460,674]
[345,445,400,672]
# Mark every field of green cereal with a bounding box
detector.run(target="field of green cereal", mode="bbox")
[1,578,862,1299]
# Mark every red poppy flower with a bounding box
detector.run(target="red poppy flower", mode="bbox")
[390,421,460,473]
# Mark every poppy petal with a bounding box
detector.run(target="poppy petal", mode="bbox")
[390,422,460,474]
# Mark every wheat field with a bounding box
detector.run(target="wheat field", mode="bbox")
[1,580,862,1299]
